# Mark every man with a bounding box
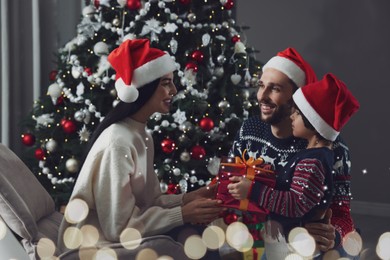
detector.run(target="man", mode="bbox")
[230,48,357,258]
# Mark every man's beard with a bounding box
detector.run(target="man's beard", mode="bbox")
[260,100,293,125]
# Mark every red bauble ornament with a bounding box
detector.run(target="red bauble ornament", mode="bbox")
[161,138,176,154]
[49,70,58,81]
[185,61,198,72]
[191,50,204,63]
[34,148,46,160]
[167,183,179,194]
[84,67,93,76]
[179,0,191,5]
[231,35,241,43]
[199,117,214,132]
[62,120,77,134]
[223,0,234,10]
[56,96,64,105]
[223,212,238,225]
[94,0,100,8]
[60,118,68,126]
[127,0,141,10]
[191,145,206,160]
[21,133,35,146]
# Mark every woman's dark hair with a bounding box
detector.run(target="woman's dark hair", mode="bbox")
[79,78,161,168]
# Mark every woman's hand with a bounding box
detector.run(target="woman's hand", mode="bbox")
[305,208,336,252]
[227,176,252,200]
[182,198,224,225]
[182,184,217,205]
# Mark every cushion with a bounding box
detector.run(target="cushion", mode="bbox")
[0,143,56,240]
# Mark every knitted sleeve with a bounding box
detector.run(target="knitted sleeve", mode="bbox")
[331,140,355,243]
[330,176,355,243]
[92,145,183,240]
[251,158,326,218]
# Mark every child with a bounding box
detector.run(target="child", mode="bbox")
[228,73,359,258]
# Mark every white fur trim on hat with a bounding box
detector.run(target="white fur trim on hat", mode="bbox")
[263,56,305,88]
[293,88,339,141]
[132,53,176,88]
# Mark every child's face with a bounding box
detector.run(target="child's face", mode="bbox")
[290,109,315,139]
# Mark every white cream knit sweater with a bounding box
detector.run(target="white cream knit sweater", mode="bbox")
[57,118,184,252]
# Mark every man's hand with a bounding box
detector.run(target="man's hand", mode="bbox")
[305,208,336,252]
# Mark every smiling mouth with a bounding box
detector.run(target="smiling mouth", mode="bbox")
[260,103,275,114]
[163,99,172,106]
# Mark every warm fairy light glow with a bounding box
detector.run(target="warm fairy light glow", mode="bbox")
[202,225,225,249]
[225,221,253,252]
[95,247,117,260]
[288,227,316,257]
[0,219,6,240]
[342,231,363,256]
[63,227,83,249]
[184,235,207,259]
[80,225,99,247]
[37,238,56,258]
[135,248,158,260]
[64,198,89,224]
[376,232,390,259]
[120,228,142,250]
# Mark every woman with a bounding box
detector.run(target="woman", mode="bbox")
[57,39,223,254]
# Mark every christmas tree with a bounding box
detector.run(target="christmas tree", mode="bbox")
[20,0,262,207]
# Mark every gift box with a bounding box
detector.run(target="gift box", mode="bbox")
[216,151,275,221]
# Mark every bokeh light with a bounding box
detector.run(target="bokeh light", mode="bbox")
[322,249,341,260]
[184,235,207,259]
[63,226,83,249]
[120,227,142,250]
[64,198,89,224]
[376,232,390,260]
[78,247,98,260]
[156,256,174,260]
[0,219,6,240]
[285,253,304,260]
[202,225,225,249]
[37,238,56,258]
[342,230,363,256]
[95,247,117,260]
[288,227,316,257]
[225,221,253,252]
[80,224,99,247]
[136,248,158,260]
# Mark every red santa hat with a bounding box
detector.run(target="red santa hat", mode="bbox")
[108,39,176,103]
[262,47,317,87]
[293,73,360,141]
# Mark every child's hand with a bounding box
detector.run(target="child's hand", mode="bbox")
[227,176,252,200]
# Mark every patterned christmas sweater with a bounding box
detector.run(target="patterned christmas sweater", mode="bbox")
[230,116,355,245]
[249,147,334,237]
